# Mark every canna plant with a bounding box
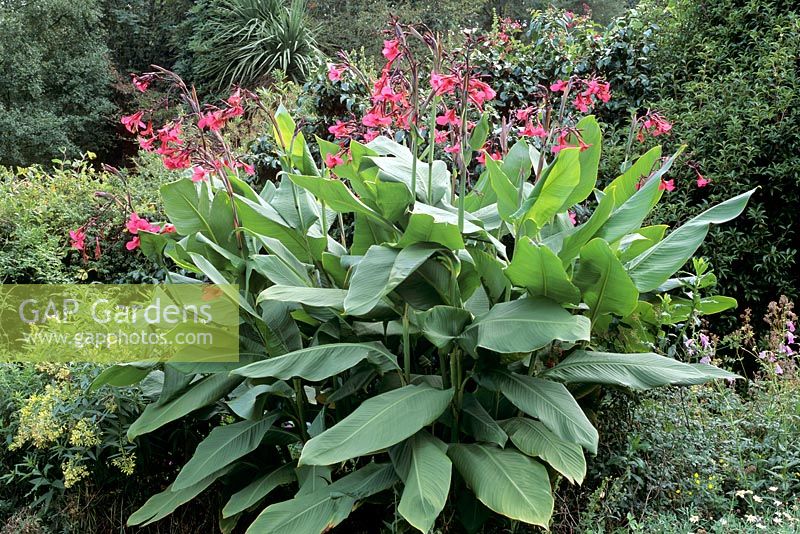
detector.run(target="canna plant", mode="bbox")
[104,29,755,534]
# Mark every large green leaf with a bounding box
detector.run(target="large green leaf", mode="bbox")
[558,188,615,265]
[232,343,399,381]
[563,115,601,207]
[505,238,580,304]
[299,384,454,466]
[604,145,662,208]
[90,362,154,391]
[173,414,278,490]
[542,350,740,390]
[461,394,508,447]
[288,173,388,225]
[448,444,553,528]
[398,203,482,249]
[596,148,682,244]
[626,189,755,291]
[128,466,233,526]
[392,432,452,533]
[466,297,590,354]
[245,463,397,534]
[520,147,580,228]
[257,285,347,309]
[412,306,473,350]
[573,238,639,324]
[491,371,598,454]
[223,464,296,518]
[344,244,438,316]
[618,225,668,263]
[127,374,243,440]
[501,418,586,484]
[485,156,519,221]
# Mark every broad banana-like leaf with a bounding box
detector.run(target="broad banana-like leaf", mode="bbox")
[573,238,639,323]
[392,432,452,533]
[173,414,279,490]
[542,350,740,390]
[299,384,453,466]
[490,371,599,454]
[563,115,601,207]
[501,417,586,484]
[257,285,347,309]
[245,463,397,534]
[627,189,755,292]
[461,394,508,447]
[398,203,482,249]
[128,465,233,526]
[345,243,438,315]
[519,147,581,228]
[618,225,668,263]
[558,189,615,264]
[485,156,519,221]
[412,305,473,350]
[127,373,243,440]
[505,238,580,304]
[467,297,590,354]
[222,464,296,518]
[232,343,399,381]
[448,444,553,528]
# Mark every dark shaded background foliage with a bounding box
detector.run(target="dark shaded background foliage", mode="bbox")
[641,0,800,317]
[0,0,116,167]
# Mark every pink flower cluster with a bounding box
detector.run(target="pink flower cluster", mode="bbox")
[124,212,175,251]
[550,77,611,113]
[637,111,672,141]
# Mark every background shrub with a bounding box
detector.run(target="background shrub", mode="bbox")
[639,0,800,312]
[0,154,169,284]
[0,0,116,167]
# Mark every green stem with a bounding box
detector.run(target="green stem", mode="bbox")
[293,378,309,442]
[402,304,412,383]
[427,95,439,204]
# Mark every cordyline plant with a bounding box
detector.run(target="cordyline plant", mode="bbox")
[99,25,755,534]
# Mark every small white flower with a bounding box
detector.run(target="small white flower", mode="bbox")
[754,495,764,503]
[773,517,783,525]
[775,500,783,506]
[768,486,778,492]
[746,515,760,524]
[689,515,700,524]
[736,489,753,497]
[718,518,728,526]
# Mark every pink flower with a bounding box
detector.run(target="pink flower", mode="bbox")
[126,213,160,235]
[436,108,459,127]
[327,64,345,82]
[198,110,226,131]
[515,107,534,122]
[659,179,675,192]
[242,163,255,175]
[131,74,150,93]
[431,72,459,95]
[573,93,593,113]
[568,211,577,225]
[162,224,176,234]
[641,112,673,139]
[775,363,784,375]
[434,130,447,144]
[788,332,796,345]
[191,166,208,182]
[325,153,344,168]
[550,80,568,93]
[788,321,796,333]
[476,150,501,164]
[521,122,547,138]
[121,111,146,134]
[363,129,379,142]
[69,229,86,251]
[444,144,460,154]
[382,39,401,62]
[696,172,710,188]
[328,120,352,139]
[126,237,141,251]
[468,79,496,108]
[162,150,191,170]
[362,109,392,128]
